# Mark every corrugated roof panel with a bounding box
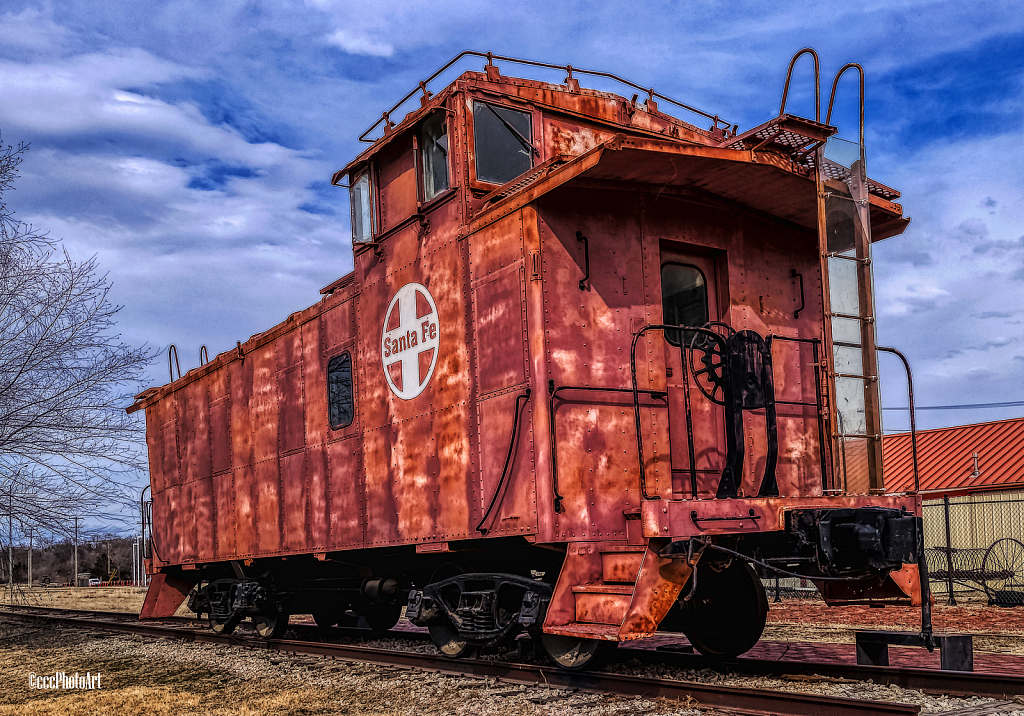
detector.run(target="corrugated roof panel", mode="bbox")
[883,416,1024,496]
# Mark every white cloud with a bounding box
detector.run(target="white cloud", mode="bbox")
[0,6,71,56]
[325,29,394,57]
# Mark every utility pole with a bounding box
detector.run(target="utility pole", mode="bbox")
[106,541,110,582]
[27,528,32,589]
[73,517,79,588]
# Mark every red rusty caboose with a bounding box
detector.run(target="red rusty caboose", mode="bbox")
[130,50,928,667]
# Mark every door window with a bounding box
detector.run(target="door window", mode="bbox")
[661,263,709,346]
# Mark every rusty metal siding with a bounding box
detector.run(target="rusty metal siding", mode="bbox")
[326,436,362,547]
[306,445,330,549]
[280,451,307,551]
[277,363,305,454]
[210,396,230,475]
[477,391,537,535]
[165,482,183,563]
[176,385,196,486]
[731,212,823,498]
[194,474,215,562]
[544,117,614,158]
[377,138,418,234]
[229,356,255,557]
[213,468,234,559]
[472,268,528,395]
[302,318,329,448]
[536,188,652,541]
[354,196,476,546]
[252,344,281,555]
[641,191,826,500]
[302,318,331,550]
[160,402,180,489]
[468,210,536,535]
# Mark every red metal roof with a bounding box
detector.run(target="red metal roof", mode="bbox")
[883,416,1024,496]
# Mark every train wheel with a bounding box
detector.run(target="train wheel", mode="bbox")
[253,610,289,639]
[429,620,474,658]
[209,617,236,635]
[425,561,475,658]
[540,633,614,670]
[677,560,767,658]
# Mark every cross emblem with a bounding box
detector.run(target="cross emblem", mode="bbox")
[381,282,440,400]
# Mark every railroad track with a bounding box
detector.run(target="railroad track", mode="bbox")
[1,605,1019,715]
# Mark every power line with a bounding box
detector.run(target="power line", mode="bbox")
[883,400,1024,411]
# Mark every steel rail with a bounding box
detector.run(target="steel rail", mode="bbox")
[1,606,916,716]
[639,648,1024,702]
[7,606,1024,703]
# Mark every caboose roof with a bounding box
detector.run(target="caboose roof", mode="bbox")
[466,133,907,242]
[331,56,908,240]
[332,66,719,183]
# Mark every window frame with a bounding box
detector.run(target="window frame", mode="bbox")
[349,169,375,245]
[419,110,452,204]
[468,99,538,189]
[326,350,355,431]
[661,262,710,348]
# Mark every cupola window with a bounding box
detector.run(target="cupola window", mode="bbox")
[473,101,533,184]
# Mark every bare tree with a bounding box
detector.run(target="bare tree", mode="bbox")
[0,136,154,537]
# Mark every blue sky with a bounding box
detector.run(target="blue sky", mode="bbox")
[1,0,1022,444]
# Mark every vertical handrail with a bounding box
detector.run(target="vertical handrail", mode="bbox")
[681,341,699,500]
[791,269,805,319]
[168,345,181,382]
[825,63,865,150]
[876,346,920,494]
[630,324,723,501]
[140,485,151,561]
[779,48,821,122]
[576,231,590,291]
[477,389,531,534]
[836,410,849,493]
[811,339,831,492]
[200,345,209,365]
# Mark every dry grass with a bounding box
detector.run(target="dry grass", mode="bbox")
[0,625,384,716]
[0,621,698,716]
[2,587,192,616]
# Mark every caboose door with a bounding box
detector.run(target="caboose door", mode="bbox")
[659,245,726,499]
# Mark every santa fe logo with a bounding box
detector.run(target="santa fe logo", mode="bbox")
[381,282,440,400]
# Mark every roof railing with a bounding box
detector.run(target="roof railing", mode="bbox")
[359,50,731,143]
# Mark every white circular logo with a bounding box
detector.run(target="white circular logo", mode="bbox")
[381,282,440,400]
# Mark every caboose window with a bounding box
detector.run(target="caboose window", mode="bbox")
[662,264,709,347]
[350,172,373,243]
[327,351,354,430]
[473,101,533,184]
[421,112,449,201]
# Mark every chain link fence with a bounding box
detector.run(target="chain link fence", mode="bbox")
[923,492,1024,605]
